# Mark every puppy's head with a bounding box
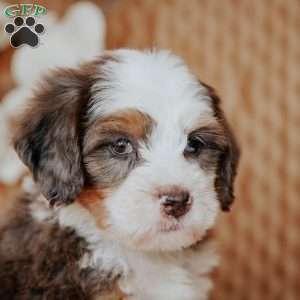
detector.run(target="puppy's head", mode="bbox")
[14,49,239,251]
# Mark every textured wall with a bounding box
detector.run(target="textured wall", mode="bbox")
[1,0,299,299]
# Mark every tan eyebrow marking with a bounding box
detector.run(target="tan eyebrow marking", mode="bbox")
[188,116,228,148]
[98,109,153,139]
[189,116,222,131]
[84,108,154,155]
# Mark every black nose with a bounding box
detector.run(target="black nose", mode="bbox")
[162,191,192,219]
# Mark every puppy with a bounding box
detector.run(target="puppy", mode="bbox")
[0,49,239,300]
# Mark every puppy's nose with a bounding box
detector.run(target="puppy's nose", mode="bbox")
[161,191,192,219]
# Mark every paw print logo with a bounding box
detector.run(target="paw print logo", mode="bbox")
[4,16,45,48]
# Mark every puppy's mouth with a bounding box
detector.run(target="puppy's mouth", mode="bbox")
[158,218,183,233]
[160,223,180,233]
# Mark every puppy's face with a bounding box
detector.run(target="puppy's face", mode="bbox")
[14,50,239,251]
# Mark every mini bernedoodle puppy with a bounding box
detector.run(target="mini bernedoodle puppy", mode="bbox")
[0,49,239,300]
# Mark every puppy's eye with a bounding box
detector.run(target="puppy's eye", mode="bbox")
[110,138,133,156]
[184,136,205,156]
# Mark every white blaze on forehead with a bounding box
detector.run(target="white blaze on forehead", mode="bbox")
[90,49,214,131]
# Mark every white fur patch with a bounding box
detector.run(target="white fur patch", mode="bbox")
[90,49,212,126]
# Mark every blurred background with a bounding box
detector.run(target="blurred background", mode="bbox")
[0,1,299,299]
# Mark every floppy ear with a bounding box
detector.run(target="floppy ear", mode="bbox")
[215,117,240,211]
[202,82,240,211]
[14,68,92,206]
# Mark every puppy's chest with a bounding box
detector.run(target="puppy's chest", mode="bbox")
[115,248,216,300]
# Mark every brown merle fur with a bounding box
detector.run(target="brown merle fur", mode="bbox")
[0,196,122,300]
[13,56,114,207]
